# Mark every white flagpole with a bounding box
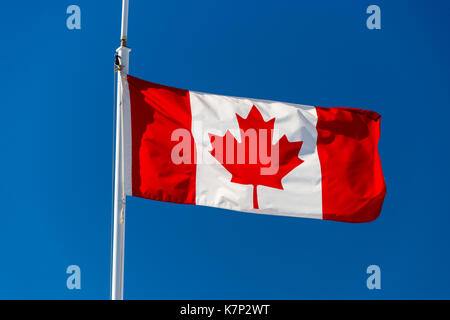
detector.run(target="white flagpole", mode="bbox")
[112,0,130,300]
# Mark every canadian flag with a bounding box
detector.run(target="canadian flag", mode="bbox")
[121,75,386,223]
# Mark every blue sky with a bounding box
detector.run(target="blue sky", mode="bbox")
[1,0,449,299]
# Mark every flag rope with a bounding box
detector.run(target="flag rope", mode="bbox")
[109,55,118,299]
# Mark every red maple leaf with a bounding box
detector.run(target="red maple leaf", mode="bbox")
[209,105,304,209]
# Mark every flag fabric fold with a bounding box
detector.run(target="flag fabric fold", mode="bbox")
[123,75,386,223]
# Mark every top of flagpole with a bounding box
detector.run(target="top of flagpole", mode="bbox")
[116,0,131,74]
[120,0,129,47]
